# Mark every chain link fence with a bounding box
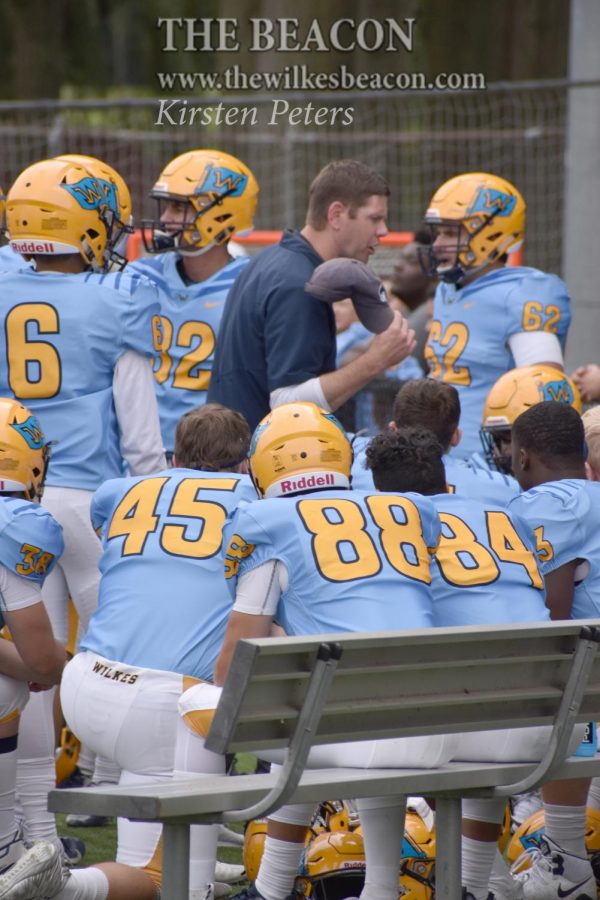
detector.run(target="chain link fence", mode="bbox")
[0,80,569,273]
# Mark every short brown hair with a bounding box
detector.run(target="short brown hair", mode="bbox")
[391,379,460,451]
[305,160,390,230]
[174,404,250,471]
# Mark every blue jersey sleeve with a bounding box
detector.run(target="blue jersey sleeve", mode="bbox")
[0,499,63,585]
[115,273,160,358]
[508,481,586,575]
[90,478,122,540]
[505,270,571,342]
[222,500,277,595]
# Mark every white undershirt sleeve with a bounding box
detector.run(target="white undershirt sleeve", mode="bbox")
[233,560,289,616]
[508,331,564,367]
[270,377,330,411]
[0,566,42,613]
[113,350,167,475]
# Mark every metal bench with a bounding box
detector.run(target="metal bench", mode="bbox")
[49,619,600,898]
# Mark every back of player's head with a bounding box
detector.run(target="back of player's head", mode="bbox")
[306,160,390,230]
[7,158,111,271]
[512,401,585,469]
[365,426,446,495]
[249,402,352,498]
[391,379,460,451]
[582,406,600,477]
[174,404,250,472]
[55,154,133,268]
[0,397,49,502]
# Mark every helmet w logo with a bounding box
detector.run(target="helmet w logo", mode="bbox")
[11,416,45,449]
[62,177,118,212]
[197,165,248,197]
[541,379,575,405]
[468,187,517,218]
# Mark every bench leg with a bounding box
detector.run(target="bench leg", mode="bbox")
[435,797,462,897]
[162,823,190,900]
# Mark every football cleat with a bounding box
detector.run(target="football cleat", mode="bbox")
[0,841,69,899]
[58,836,85,867]
[214,861,245,884]
[64,814,111,828]
[512,835,595,899]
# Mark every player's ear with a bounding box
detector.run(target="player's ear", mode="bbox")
[388,420,397,431]
[327,200,347,230]
[449,427,462,448]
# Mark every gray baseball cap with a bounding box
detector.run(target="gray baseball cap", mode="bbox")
[305,258,394,333]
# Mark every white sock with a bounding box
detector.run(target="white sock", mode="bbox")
[54,867,109,900]
[461,835,497,899]
[256,837,306,900]
[254,801,315,900]
[15,757,59,846]
[174,716,223,890]
[488,849,515,892]
[0,739,24,872]
[588,777,600,811]
[356,797,405,900]
[543,803,588,857]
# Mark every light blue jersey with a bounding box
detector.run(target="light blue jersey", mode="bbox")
[509,479,600,619]
[0,268,159,490]
[429,493,547,626]
[444,456,520,505]
[351,437,519,506]
[0,244,30,272]
[0,497,63,586]
[426,267,571,458]
[129,253,249,453]
[80,469,257,678]
[224,488,440,634]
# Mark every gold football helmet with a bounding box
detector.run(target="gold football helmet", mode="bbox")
[55,154,133,268]
[481,365,582,473]
[297,830,366,900]
[423,172,525,283]
[142,149,258,254]
[0,398,49,501]
[249,403,352,499]
[508,807,600,886]
[7,158,111,271]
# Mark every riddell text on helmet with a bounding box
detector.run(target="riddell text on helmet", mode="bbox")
[280,473,336,493]
[10,240,57,253]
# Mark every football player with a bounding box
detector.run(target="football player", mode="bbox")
[130,149,259,458]
[0,399,66,889]
[352,378,520,504]
[507,402,599,898]
[0,157,165,863]
[0,404,255,900]
[178,402,450,900]
[365,426,573,900]
[422,172,571,459]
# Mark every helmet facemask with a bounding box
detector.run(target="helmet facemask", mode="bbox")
[480,424,513,475]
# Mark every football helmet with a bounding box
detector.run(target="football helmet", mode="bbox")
[55,154,133,268]
[142,149,258,255]
[480,365,582,474]
[423,172,525,284]
[0,398,49,501]
[296,830,366,900]
[507,807,600,884]
[243,818,268,883]
[7,158,111,271]
[248,403,352,499]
